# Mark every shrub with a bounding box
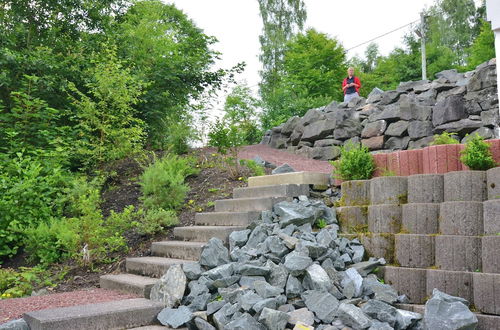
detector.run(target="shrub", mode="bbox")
[332,143,375,181]
[240,159,265,177]
[140,155,198,211]
[207,120,244,155]
[430,132,459,145]
[0,267,52,299]
[0,153,70,258]
[135,208,179,235]
[460,134,497,170]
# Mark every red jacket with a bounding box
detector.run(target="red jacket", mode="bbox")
[342,76,361,94]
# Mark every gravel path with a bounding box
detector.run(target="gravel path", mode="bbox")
[0,289,138,323]
[239,144,333,174]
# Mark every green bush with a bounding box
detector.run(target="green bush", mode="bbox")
[0,267,52,299]
[135,208,179,235]
[140,155,198,211]
[0,153,70,258]
[240,159,265,176]
[332,143,375,181]
[460,134,497,170]
[430,132,459,145]
[207,120,244,155]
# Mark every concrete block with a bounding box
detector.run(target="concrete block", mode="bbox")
[408,174,444,203]
[23,298,163,330]
[233,184,309,199]
[100,274,158,298]
[473,273,500,315]
[126,257,192,278]
[381,266,427,304]
[151,241,205,260]
[487,166,500,200]
[483,200,500,234]
[173,226,245,244]
[247,171,330,188]
[395,234,435,268]
[476,314,500,330]
[435,235,482,272]
[195,211,260,227]
[482,236,500,273]
[402,203,439,234]
[340,180,371,206]
[359,233,395,263]
[444,171,487,202]
[426,269,474,305]
[337,206,368,233]
[215,196,290,212]
[439,201,484,235]
[368,204,402,233]
[370,176,408,205]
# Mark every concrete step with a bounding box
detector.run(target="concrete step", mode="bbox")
[247,171,330,187]
[173,226,244,244]
[151,241,205,260]
[194,211,260,226]
[23,298,163,330]
[126,257,192,278]
[100,274,158,298]
[214,196,290,212]
[232,184,309,199]
[129,326,185,330]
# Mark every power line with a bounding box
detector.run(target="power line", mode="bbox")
[345,19,420,52]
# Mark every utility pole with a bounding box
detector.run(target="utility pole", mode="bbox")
[420,12,427,80]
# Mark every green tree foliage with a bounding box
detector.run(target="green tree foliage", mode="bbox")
[466,19,495,70]
[223,84,262,145]
[114,1,233,147]
[261,29,346,128]
[258,0,307,122]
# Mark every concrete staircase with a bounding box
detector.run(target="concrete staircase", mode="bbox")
[21,172,329,330]
[99,181,313,298]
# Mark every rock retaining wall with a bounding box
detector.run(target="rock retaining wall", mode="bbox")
[261,59,499,161]
[338,167,500,321]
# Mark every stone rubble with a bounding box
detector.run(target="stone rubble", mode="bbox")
[153,195,478,330]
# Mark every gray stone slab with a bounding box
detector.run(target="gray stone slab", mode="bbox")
[426,269,474,305]
[476,313,500,330]
[439,201,484,235]
[435,235,482,272]
[407,174,444,203]
[370,177,408,205]
[173,226,244,244]
[444,171,487,202]
[215,196,290,212]
[100,274,158,298]
[151,241,205,261]
[395,234,435,268]
[482,236,500,274]
[487,167,500,200]
[381,266,427,304]
[23,298,163,330]
[473,272,500,315]
[402,203,439,234]
[337,206,368,234]
[232,184,310,199]
[368,204,402,233]
[483,200,500,234]
[126,257,192,278]
[194,212,260,227]
[341,180,371,206]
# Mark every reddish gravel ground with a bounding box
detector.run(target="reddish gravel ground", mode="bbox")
[0,289,138,323]
[239,144,333,174]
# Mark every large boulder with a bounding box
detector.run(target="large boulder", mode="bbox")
[467,63,497,92]
[385,121,409,137]
[408,121,433,139]
[423,289,477,330]
[281,116,300,136]
[334,119,363,140]
[301,119,337,142]
[199,238,230,268]
[361,120,387,138]
[432,94,467,126]
[150,264,187,308]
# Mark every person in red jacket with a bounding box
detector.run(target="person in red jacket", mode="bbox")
[342,67,361,103]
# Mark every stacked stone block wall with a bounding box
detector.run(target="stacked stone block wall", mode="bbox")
[339,167,500,319]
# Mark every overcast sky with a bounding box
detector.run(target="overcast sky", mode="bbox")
[166,0,459,119]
